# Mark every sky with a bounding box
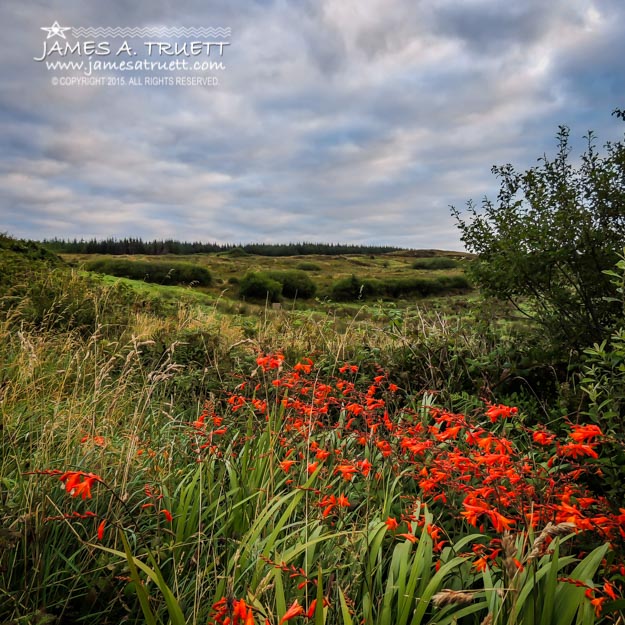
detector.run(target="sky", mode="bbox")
[1,1,624,250]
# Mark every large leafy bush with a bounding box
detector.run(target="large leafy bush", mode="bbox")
[453,111,625,349]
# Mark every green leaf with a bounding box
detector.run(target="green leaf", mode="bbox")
[120,531,158,625]
[338,587,354,625]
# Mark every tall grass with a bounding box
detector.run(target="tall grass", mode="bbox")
[1,258,622,624]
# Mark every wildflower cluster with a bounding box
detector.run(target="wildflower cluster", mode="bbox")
[198,354,624,619]
[30,352,624,623]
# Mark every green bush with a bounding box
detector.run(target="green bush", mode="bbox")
[453,112,625,349]
[266,270,317,299]
[331,274,470,301]
[85,258,212,286]
[238,272,282,302]
[411,257,459,270]
[330,275,379,301]
[295,261,321,271]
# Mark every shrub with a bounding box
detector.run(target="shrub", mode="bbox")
[411,257,459,270]
[223,247,249,257]
[453,111,625,349]
[266,270,317,299]
[331,274,470,301]
[331,275,379,301]
[238,272,282,302]
[295,261,321,271]
[85,258,212,286]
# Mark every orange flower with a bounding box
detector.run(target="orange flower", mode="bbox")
[434,425,461,441]
[532,429,556,446]
[485,404,518,423]
[59,471,102,500]
[473,557,489,572]
[81,435,107,447]
[569,424,603,443]
[356,458,372,476]
[385,516,399,531]
[461,500,489,526]
[486,509,515,532]
[161,509,173,522]
[585,589,606,617]
[335,463,358,481]
[257,352,285,371]
[294,358,313,374]
[337,494,350,508]
[97,519,106,541]
[280,599,304,623]
[603,582,617,600]
[558,442,599,459]
[192,414,206,429]
[279,460,296,473]
[306,599,317,619]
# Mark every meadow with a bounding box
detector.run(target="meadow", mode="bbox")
[1,235,624,625]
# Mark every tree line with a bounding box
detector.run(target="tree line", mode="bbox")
[41,237,402,257]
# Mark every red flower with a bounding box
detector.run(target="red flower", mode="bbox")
[59,471,102,500]
[81,435,107,447]
[294,358,313,374]
[280,599,304,623]
[279,460,296,473]
[532,429,556,446]
[97,519,106,541]
[385,516,399,531]
[603,582,618,600]
[257,352,285,371]
[484,404,518,423]
[569,424,603,443]
[161,509,173,522]
[335,463,358,481]
[473,557,489,572]
[558,443,599,459]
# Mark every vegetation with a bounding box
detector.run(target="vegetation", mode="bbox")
[265,270,317,300]
[1,232,624,624]
[411,258,459,270]
[85,257,212,286]
[2,114,625,625]
[296,261,322,272]
[453,111,625,350]
[239,271,283,302]
[331,274,470,301]
[43,237,402,257]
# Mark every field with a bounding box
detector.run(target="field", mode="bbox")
[1,236,624,625]
[62,249,473,308]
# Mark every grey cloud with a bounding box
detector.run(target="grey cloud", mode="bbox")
[0,0,624,248]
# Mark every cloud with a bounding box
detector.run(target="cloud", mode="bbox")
[0,0,624,248]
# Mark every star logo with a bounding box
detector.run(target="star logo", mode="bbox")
[41,21,71,39]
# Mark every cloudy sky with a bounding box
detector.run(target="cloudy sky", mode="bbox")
[1,1,624,249]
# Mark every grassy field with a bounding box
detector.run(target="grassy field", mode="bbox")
[62,249,473,306]
[1,237,623,625]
